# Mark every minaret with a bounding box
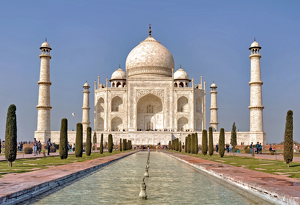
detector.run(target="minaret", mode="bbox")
[82,82,90,132]
[210,82,218,131]
[35,40,52,143]
[249,40,264,132]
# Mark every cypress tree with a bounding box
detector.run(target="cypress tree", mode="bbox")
[108,134,113,153]
[202,130,207,155]
[100,133,103,154]
[195,132,198,154]
[120,138,122,151]
[284,110,293,167]
[75,123,83,157]
[86,127,92,156]
[59,118,68,159]
[209,127,214,156]
[177,138,179,151]
[93,132,97,151]
[189,134,192,153]
[5,104,17,167]
[219,128,225,157]
[191,134,194,154]
[231,122,237,152]
[187,135,190,153]
[122,139,126,151]
[169,141,171,150]
[185,137,187,153]
[179,141,182,152]
[176,139,178,151]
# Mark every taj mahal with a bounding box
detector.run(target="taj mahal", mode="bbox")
[35,26,266,146]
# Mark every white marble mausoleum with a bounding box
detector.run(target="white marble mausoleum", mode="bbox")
[35,27,266,146]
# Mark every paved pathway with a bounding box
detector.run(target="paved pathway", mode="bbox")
[164,151,300,205]
[224,152,300,162]
[0,150,138,204]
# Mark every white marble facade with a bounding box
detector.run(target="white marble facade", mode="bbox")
[37,28,266,145]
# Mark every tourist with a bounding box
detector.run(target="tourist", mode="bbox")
[182,143,185,150]
[259,143,262,154]
[269,145,272,152]
[229,144,232,153]
[226,144,229,153]
[47,138,51,156]
[73,143,75,151]
[216,143,219,152]
[38,141,42,155]
[67,143,70,152]
[256,142,259,154]
[250,142,253,154]
[294,144,297,153]
[33,138,38,156]
[148,146,150,151]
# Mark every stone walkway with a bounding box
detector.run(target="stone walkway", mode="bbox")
[0,150,137,204]
[164,151,300,205]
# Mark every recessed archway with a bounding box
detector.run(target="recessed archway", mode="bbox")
[111,96,123,112]
[178,117,188,131]
[137,94,163,131]
[97,117,104,131]
[111,117,123,131]
[177,96,189,112]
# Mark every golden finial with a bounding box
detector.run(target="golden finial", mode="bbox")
[149,24,151,36]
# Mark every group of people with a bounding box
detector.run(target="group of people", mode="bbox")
[32,138,42,156]
[250,142,262,154]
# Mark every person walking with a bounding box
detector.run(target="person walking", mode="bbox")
[38,141,42,155]
[229,144,232,153]
[47,138,51,156]
[250,142,253,154]
[216,143,219,153]
[33,138,38,156]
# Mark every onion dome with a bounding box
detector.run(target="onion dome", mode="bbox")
[40,40,52,50]
[111,66,126,80]
[83,82,90,88]
[249,39,261,49]
[125,27,174,78]
[174,66,190,81]
[210,82,217,88]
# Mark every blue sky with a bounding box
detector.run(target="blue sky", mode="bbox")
[0,0,300,143]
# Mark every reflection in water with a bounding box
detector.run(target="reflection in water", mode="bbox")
[29,152,272,205]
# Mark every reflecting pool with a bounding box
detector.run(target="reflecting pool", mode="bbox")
[28,152,272,204]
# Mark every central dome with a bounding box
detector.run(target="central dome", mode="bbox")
[126,35,175,78]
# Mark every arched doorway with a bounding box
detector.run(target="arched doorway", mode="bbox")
[111,117,123,131]
[178,117,188,131]
[137,94,163,131]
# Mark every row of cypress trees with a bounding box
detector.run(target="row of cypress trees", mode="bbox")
[120,138,132,151]
[184,133,198,154]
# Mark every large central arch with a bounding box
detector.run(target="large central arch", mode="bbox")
[137,94,163,131]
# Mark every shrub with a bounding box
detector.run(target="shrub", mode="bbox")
[231,122,237,152]
[179,141,182,152]
[202,130,207,155]
[188,134,191,153]
[108,134,113,153]
[284,110,293,167]
[122,139,126,151]
[195,133,198,154]
[5,104,17,167]
[86,127,92,156]
[270,151,275,155]
[24,147,33,154]
[100,134,103,154]
[219,128,225,157]
[209,127,214,156]
[120,138,122,151]
[50,147,56,153]
[59,118,68,159]
[185,137,187,153]
[93,132,97,151]
[75,123,83,157]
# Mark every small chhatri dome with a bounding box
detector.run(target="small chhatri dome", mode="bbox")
[40,40,51,50]
[174,65,190,80]
[249,39,261,49]
[125,26,175,78]
[210,82,217,88]
[111,66,126,80]
[84,82,90,87]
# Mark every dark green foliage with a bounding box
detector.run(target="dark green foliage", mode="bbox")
[24,147,32,154]
[209,127,214,156]
[5,104,17,167]
[75,123,83,157]
[59,118,68,159]
[100,134,103,154]
[169,141,171,150]
[177,138,179,151]
[179,141,182,152]
[122,139,126,151]
[108,134,113,153]
[191,134,194,154]
[231,122,237,152]
[195,133,198,154]
[86,127,92,156]
[93,132,97,150]
[202,130,207,155]
[184,137,186,153]
[120,138,122,151]
[189,134,192,153]
[284,110,293,167]
[219,128,225,157]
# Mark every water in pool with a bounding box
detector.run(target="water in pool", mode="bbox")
[27,152,273,204]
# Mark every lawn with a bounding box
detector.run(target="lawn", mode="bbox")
[0,150,131,178]
[167,150,300,179]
